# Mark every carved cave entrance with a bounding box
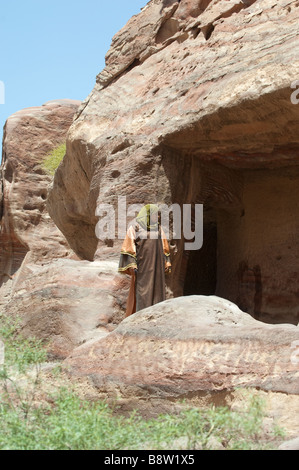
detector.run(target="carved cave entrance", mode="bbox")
[161,148,299,326]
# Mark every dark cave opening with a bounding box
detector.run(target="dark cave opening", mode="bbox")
[183,222,217,296]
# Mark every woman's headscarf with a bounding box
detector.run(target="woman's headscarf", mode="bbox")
[136,204,160,231]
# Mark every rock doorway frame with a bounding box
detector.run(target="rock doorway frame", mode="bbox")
[160,146,299,326]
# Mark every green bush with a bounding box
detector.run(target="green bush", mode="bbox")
[41,143,66,175]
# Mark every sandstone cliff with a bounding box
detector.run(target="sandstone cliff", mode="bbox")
[47,0,299,324]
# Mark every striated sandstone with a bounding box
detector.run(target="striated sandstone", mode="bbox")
[64,295,299,422]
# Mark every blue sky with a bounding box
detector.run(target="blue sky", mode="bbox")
[0,0,146,160]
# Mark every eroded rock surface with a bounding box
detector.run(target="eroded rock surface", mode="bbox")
[0,99,81,287]
[1,258,127,359]
[48,0,299,324]
[0,100,128,358]
[65,296,299,404]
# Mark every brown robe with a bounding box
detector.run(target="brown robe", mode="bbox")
[118,224,171,317]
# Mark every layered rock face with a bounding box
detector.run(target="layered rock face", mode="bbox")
[47,0,299,325]
[0,100,81,287]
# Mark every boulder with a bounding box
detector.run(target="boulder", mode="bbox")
[64,296,299,419]
[1,257,128,359]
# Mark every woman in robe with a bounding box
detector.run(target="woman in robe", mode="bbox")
[118,204,171,317]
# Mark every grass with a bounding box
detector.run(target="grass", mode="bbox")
[0,313,47,373]
[0,312,285,450]
[41,143,66,175]
[0,386,284,451]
